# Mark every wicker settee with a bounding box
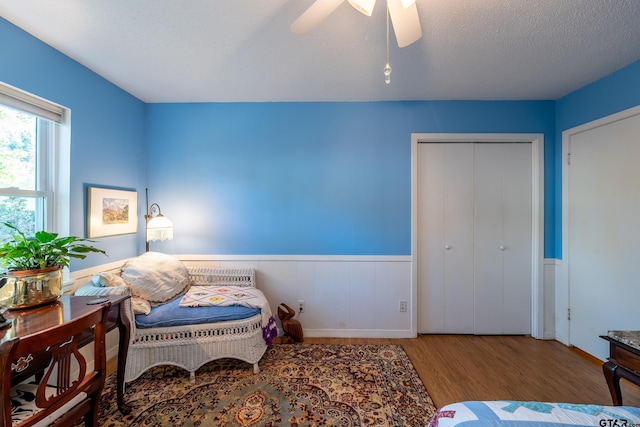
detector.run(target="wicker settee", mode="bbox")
[75,262,271,384]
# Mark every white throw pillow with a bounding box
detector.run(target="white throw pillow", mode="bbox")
[131,296,152,315]
[91,271,128,287]
[121,252,190,305]
[75,283,131,297]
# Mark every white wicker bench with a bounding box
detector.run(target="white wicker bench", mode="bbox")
[76,267,267,384]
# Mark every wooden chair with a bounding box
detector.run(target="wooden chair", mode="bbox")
[0,302,110,427]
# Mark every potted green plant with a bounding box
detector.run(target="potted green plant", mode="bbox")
[0,222,107,309]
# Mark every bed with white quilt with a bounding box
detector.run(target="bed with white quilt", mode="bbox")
[429,401,640,427]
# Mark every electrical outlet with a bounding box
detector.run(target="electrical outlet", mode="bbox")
[399,300,407,312]
[298,300,305,314]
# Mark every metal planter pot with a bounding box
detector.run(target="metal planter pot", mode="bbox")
[0,266,63,309]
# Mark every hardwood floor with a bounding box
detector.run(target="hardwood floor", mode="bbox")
[304,335,640,409]
[109,335,640,410]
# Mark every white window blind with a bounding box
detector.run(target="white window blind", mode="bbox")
[0,83,64,123]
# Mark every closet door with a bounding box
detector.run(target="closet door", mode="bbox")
[417,142,532,335]
[417,143,474,333]
[474,143,532,334]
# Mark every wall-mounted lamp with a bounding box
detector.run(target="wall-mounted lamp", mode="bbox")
[145,188,173,252]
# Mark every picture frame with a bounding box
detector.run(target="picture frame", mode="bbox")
[87,187,138,238]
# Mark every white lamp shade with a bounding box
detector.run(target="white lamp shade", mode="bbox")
[348,0,376,16]
[146,215,173,242]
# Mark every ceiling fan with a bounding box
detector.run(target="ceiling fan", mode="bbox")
[290,0,422,48]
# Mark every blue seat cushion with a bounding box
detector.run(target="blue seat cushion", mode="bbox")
[135,297,261,329]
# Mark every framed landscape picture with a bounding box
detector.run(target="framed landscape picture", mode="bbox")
[87,187,138,238]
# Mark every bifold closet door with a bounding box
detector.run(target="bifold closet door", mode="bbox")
[417,143,475,334]
[417,142,532,335]
[473,143,532,335]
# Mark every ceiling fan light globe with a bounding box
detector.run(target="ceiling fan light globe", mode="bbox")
[383,63,392,84]
[348,0,376,16]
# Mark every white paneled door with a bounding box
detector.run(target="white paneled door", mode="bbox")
[474,143,532,334]
[417,143,475,333]
[417,142,532,335]
[567,112,640,360]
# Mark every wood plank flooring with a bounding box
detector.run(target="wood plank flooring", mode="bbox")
[110,335,640,410]
[304,335,640,409]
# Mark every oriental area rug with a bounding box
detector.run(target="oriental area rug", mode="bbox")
[98,344,436,426]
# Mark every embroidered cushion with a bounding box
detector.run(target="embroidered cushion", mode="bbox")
[179,285,264,307]
[121,252,190,305]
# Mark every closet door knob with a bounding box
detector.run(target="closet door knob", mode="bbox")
[499,245,506,251]
[445,245,451,250]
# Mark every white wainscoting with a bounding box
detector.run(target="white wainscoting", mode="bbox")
[69,254,415,340]
[543,258,558,340]
[553,258,569,346]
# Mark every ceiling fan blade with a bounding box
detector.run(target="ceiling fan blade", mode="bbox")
[291,0,345,35]
[387,0,422,48]
[348,0,376,16]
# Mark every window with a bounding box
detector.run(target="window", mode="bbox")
[0,83,69,243]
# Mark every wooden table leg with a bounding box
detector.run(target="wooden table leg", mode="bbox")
[116,303,132,414]
[603,361,622,406]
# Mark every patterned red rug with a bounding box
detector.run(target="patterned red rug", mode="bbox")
[98,344,436,426]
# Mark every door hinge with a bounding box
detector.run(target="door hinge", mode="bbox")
[568,308,571,321]
[567,152,571,165]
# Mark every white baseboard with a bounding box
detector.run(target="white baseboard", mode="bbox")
[304,329,417,339]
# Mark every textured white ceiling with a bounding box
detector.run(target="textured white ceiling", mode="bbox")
[1,0,639,103]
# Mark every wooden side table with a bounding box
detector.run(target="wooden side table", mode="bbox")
[601,331,640,406]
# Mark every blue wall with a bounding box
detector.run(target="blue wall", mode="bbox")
[0,18,147,269]
[555,60,640,257]
[146,101,555,256]
[3,15,639,265]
